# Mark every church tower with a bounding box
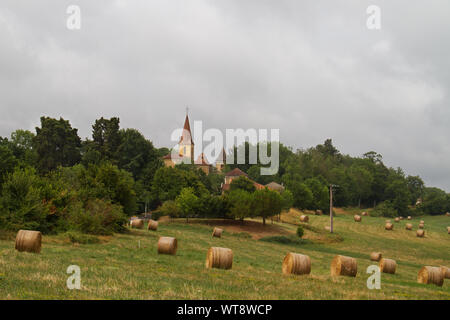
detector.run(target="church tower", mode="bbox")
[178,113,194,163]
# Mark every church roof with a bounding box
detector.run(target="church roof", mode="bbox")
[225,168,248,177]
[179,114,194,145]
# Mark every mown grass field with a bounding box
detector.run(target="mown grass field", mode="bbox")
[0,209,449,300]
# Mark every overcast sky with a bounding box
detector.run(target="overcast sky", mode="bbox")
[1,1,449,191]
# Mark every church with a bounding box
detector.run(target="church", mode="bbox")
[162,113,283,193]
[162,113,225,174]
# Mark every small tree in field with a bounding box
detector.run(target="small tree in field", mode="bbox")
[175,187,199,223]
[253,188,283,225]
[226,189,254,222]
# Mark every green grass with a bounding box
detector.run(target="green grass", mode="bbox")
[0,210,449,299]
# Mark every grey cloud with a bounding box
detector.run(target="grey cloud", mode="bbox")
[0,0,449,190]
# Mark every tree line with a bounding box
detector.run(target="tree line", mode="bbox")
[0,116,448,235]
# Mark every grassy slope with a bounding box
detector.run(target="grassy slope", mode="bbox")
[0,209,449,300]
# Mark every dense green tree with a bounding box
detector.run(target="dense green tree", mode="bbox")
[33,117,81,173]
[226,189,254,221]
[176,187,200,222]
[229,176,256,193]
[406,175,425,205]
[253,188,283,225]
[92,117,121,162]
[117,128,160,182]
[0,144,18,189]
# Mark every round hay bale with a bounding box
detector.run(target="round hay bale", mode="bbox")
[15,230,42,254]
[370,252,382,262]
[447,226,450,234]
[407,216,412,220]
[418,266,444,286]
[405,223,413,230]
[446,212,450,217]
[324,226,331,231]
[315,209,323,216]
[440,266,450,279]
[379,258,397,274]
[399,216,404,220]
[330,255,357,277]
[300,215,309,223]
[416,229,425,238]
[212,227,223,238]
[282,252,311,276]
[147,219,158,231]
[354,215,362,222]
[385,223,394,231]
[157,237,177,255]
[385,220,391,223]
[420,220,425,224]
[205,247,233,270]
[130,219,144,229]
[394,217,400,223]
[418,223,424,229]
[361,212,368,216]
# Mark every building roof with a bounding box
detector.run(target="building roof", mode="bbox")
[225,168,248,177]
[265,182,285,191]
[195,153,210,166]
[179,114,194,145]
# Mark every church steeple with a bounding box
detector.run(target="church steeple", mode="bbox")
[178,110,194,163]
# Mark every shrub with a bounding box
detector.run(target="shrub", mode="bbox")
[67,199,128,235]
[259,235,308,246]
[158,200,181,219]
[66,231,100,244]
[372,201,398,217]
[296,226,304,238]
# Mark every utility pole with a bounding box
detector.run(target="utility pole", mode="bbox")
[329,184,339,233]
[330,184,333,233]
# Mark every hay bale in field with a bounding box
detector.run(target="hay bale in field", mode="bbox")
[361,212,368,216]
[447,226,450,234]
[370,252,382,262]
[441,266,450,279]
[407,216,412,220]
[418,266,444,286]
[315,209,323,216]
[330,255,357,277]
[379,258,397,274]
[282,252,311,275]
[212,227,223,238]
[300,215,309,223]
[420,220,425,224]
[446,212,450,217]
[324,226,331,231]
[394,217,400,222]
[157,237,177,255]
[130,219,144,229]
[416,229,425,237]
[205,247,233,270]
[399,216,404,220]
[385,223,394,231]
[405,223,413,230]
[418,223,424,229]
[354,215,362,222]
[15,230,42,254]
[147,219,158,231]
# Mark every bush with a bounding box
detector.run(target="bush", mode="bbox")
[259,235,308,246]
[296,226,304,238]
[66,231,100,244]
[372,201,398,217]
[67,199,128,235]
[158,200,181,219]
